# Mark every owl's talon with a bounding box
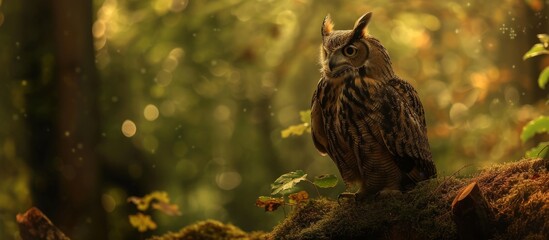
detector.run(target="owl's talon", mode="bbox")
[337,192,356,205]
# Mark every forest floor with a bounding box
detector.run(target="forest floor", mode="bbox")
[17,158,549,239]
[149,157,549,240]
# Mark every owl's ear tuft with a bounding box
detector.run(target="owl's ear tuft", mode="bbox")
[351,12,372,40]
[321,14,334,37]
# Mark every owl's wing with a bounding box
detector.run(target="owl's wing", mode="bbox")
[311,80,328,156]
[369,78,436,181]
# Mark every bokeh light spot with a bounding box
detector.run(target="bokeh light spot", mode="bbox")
[92,20,106,38]
[101,194,116,213]
[213,105,231,122]
[449,103,469,124]
[155,70,173,87]
[152,0,171,15]
[170,0,189,12]
[144,104,160,121]
[216,171,242,190]
[121,120,137,137]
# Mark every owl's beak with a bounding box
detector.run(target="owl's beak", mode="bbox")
[328,54,351,74]
[328,54,342,71]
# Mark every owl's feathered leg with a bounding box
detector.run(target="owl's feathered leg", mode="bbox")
[375,172,403,199]
[355,150,403,201]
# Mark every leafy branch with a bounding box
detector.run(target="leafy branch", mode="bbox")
[127,191,182,233]
[521,34,549,157]
[256,170,338,212]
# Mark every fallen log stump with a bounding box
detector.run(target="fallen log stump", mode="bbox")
[451,181,495,239]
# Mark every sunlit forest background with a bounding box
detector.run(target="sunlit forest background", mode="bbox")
[1,0,548,239]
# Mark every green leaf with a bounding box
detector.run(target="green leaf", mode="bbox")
[521,116,549,142]
[525,142,549,158]
[271,170,308,195]
[523,43,549,60]
[538,67,549,89]
[299,110,312,123]
[313,174,338,188]
[280,123,310,138]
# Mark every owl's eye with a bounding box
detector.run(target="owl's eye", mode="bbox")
[343,45,358,57]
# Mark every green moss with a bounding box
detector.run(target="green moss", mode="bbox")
[269,177,465,240]
[476,158,549,239]
[269,198,337,239]
[148,220,267,240]
[269,158,549,239]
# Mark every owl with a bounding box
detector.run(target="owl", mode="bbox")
[311,12,436,200]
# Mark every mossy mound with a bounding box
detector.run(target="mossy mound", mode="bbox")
[148,220,267,240]
[269,158,549,240]
[476,158,549,239]
[270,178,465,240]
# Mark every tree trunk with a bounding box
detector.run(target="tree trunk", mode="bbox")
[20,0,106,238]
[451,181,496,240]
[50,0,106,238]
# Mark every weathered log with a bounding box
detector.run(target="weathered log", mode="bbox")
[16,207,70,240]
[451,181,495,240]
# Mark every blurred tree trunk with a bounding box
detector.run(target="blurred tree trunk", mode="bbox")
[512,1,549,103]
[20,0,106,238]
[50,0,106,238]
[524,2,549,102]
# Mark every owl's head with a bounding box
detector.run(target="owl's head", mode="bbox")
[320,12,394,81]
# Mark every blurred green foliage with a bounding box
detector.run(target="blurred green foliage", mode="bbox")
[521,34,549,157]
[1,0,549,238]
[280,110,311,138]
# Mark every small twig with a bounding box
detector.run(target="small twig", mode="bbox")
[428,163,474,199]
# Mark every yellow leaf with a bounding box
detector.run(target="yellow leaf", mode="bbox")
[128,191,171,211]
[127,196,149,211]
[146,191,170,203]
[281,123,310,138]
[288,190,309,205]
[129,213,157,232]
[299,110,312,123]
[152,202,182,216]
[255,196,284,212]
